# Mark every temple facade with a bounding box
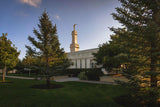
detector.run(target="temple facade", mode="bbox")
[67,25,100,69]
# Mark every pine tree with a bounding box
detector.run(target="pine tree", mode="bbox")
[26,11,69,87]
[110,0,160,105]
[0,33,20,82]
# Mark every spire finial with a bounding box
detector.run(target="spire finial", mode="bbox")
[73,24,77,31]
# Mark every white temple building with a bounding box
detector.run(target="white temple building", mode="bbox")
[67,24,100,69]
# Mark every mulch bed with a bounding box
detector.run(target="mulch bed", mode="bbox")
[31,84,64,89]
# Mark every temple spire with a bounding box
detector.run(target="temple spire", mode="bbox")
[73,24,77,31]
[70,24,79,52]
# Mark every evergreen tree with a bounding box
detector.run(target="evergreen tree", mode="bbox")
[94,31,128,73]
[0,33,20,82]
[109,0,160,105]
[26,11,70,87]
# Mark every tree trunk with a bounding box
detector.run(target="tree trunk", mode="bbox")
[150,10,159,88]
[150,43,157,87]
[46,76,50,88]
[29,70,30,77]
[150,58,157,87]
[151,75,157,87]
[2,66,6,82]
[46,55,50,88]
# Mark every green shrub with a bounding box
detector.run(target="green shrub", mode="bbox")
[78,72,88,80]
[85,71,99,81]
[85,69,104,81]
[77,69,104,81]
[65,68,102,77]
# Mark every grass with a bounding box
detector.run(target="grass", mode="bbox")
[0,78,128,107]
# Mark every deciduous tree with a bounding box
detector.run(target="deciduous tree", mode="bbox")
[0,33,20,82]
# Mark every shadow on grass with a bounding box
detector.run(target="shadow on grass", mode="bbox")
[114,95,160,107]
[0,81,13,84]
[31,84,64,89]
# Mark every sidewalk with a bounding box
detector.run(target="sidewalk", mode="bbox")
[55,77,80,82]
[0,75,117,85]
[0,75,35,80]
[79,80,116,85]
[55,77,116,84]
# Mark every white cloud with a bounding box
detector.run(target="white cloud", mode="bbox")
[54,15,61,20]
[19,0,42,7]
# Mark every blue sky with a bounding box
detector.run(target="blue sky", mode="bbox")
[0,0,121,59]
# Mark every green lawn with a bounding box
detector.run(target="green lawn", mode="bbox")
[0,78,127,107]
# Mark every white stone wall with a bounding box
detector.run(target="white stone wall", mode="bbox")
[67,48,100,69]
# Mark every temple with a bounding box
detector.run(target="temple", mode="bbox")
[67,25,100,69]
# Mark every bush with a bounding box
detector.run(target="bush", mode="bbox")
[77,69,104,81]
[65,69,81,77]
[86,70,100,81]
[86,69,104,81]
[78,72,88,80]
[65,68,102,77]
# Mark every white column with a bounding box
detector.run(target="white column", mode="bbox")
[82,59,85,68]
[77,59,80,68]
[86,59,90,68]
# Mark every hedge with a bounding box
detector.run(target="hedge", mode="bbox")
[65,68,103,77]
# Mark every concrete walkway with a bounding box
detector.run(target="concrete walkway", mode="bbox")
[55,77,116,84]
[55,77,80,82]
[1,75,117,85]
[1,75,35,80]
[79,80,116,85]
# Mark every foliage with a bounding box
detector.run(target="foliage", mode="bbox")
[66,68,103,77]
[77,69,103,81]
[85,69,102,81]
[94,34,128,72]
[26,11,70,86]
[22,52,40,76]
[106,0,160,105]
[78,71,88,80]
[0,33,20,69]
[15,59,25,73]
[0,33,20,82]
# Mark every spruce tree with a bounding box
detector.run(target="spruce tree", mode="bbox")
[26,11,69,87]
[110,0,160,105]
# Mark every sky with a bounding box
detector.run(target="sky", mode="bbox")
[0,0,122,59]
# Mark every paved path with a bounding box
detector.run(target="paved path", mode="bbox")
[1,75,35,80]
[79,80,116,85]
[1,75,117,85]
[55,77,116,84]
[55,77,80,82]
